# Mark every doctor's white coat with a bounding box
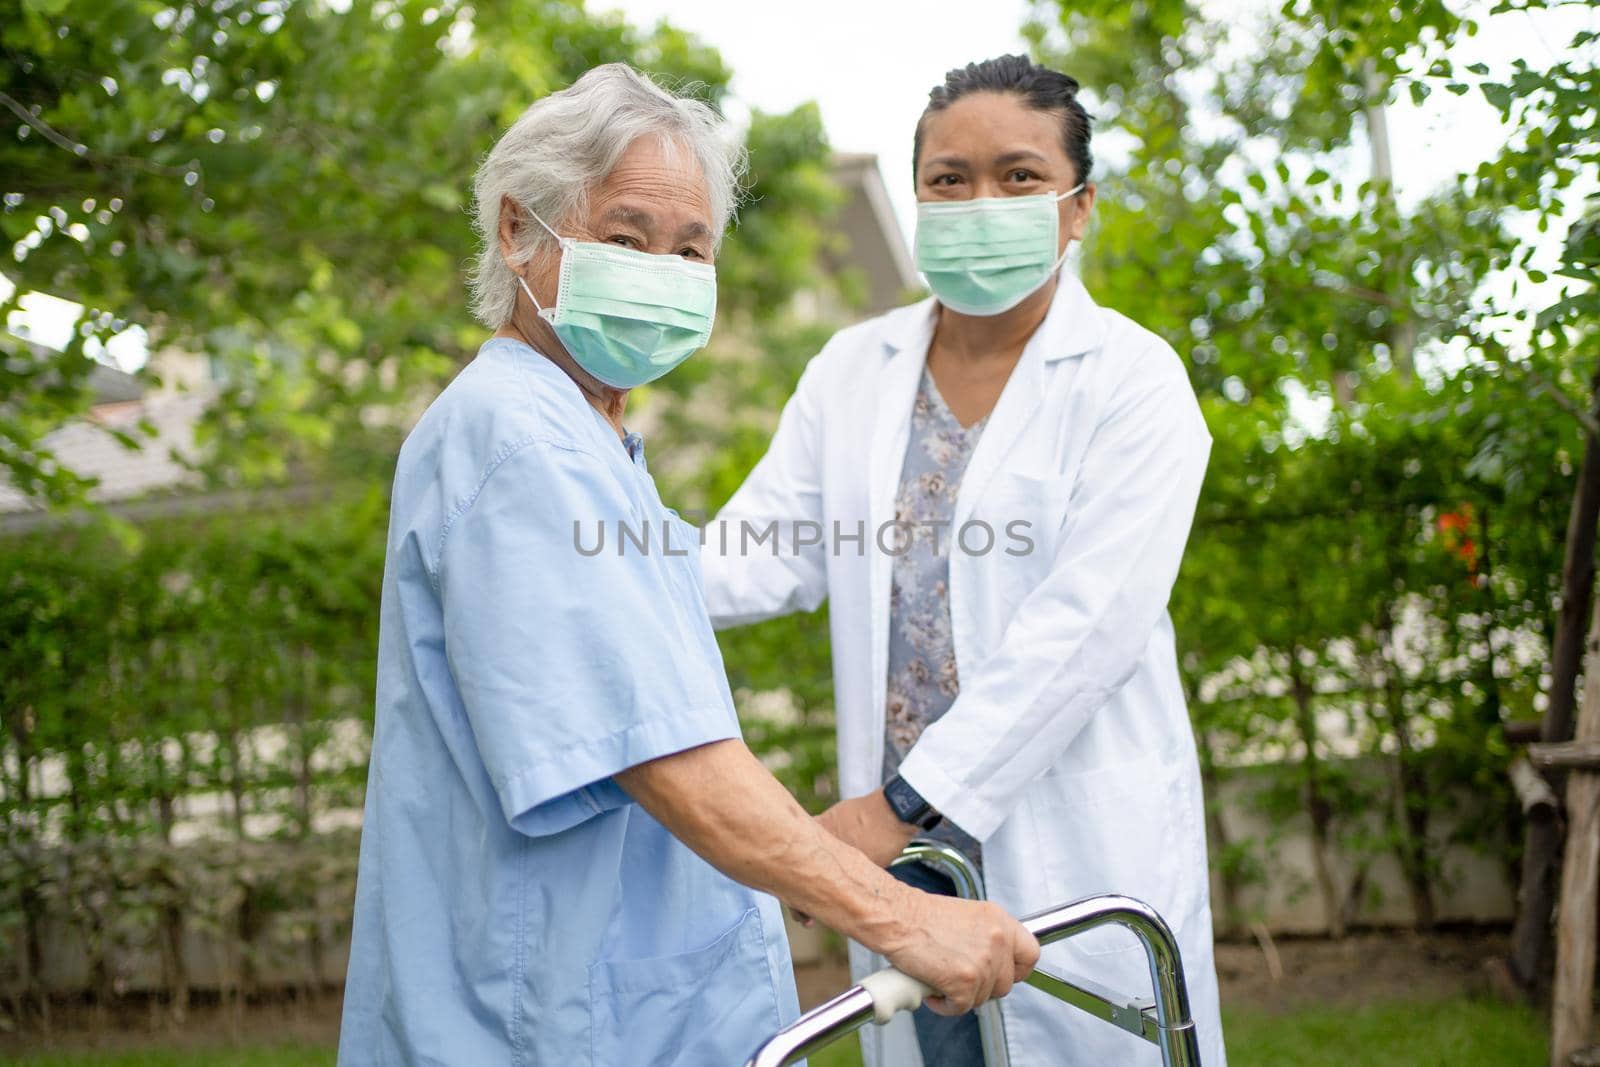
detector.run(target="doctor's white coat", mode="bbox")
[701,275,1227,1067]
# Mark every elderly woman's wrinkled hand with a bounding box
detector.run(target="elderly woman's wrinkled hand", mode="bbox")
[883,888,1040,1016]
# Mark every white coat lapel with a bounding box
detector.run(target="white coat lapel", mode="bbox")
[868,311,935,537]
[951,274,1105,529]
[866,300,936,741]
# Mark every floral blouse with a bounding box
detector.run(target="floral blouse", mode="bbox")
[882,368,987,866]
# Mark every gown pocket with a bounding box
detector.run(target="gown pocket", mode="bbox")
[1035,754,1184,959]
[587,906,781,1067]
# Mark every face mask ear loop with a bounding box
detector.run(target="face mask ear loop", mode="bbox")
[1046,183,1087,273]
[515,206,569,318]
[516,274,547,317]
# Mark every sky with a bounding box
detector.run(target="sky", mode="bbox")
[5,0,1594,372]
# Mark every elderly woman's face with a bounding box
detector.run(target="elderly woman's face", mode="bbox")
[500,134,716,402]
[915,92,1094,250]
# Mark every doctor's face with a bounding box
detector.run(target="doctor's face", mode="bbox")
[914,92,1096,251]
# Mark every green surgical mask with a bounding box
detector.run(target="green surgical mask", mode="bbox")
[913,186,1084,316]
[517,210,717,389]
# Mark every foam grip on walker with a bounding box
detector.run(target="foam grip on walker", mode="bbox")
[859,968,936,1024]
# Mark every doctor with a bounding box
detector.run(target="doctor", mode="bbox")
[702,55,1226,1067]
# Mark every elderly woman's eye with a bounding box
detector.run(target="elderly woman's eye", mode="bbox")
[680,248,704,260]
[608,235,638,248]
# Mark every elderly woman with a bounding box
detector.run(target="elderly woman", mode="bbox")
[703,56,1226,1067]
[336,64,1037,1066]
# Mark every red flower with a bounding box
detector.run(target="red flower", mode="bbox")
[1436,505,1479,573]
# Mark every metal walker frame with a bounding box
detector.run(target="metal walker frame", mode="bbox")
[744,841,1202,1067]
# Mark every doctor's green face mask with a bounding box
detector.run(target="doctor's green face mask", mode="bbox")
[516,209,717,389]
[914,185,1084,317]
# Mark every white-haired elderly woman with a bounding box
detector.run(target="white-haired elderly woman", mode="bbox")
[337,64,1037,1066]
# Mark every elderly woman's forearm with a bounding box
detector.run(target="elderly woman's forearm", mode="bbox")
[615,739,913,952]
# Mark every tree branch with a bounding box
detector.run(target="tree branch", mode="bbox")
[0,90,87,156]
[0,90,189,177]
[1523,364,1600,440]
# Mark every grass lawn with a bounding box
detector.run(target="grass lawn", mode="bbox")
[1221,996,1546,1066]
[0,994,1547,1066]
[808,996,1547,1067]
[809,996,1547,1067]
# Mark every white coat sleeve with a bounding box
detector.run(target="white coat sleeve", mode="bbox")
[699,357,830,630]
[894,346,1212,841]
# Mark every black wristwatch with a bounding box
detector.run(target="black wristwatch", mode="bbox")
[883,773,943,832]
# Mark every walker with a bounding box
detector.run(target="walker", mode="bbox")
[744,841,1203,1067]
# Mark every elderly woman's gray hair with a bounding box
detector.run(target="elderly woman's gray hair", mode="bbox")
[468,63,743,329]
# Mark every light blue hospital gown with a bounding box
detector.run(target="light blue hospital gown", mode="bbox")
[339,336,798,1066]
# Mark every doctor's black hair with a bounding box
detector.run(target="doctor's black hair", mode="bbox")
[913,55,1094,187]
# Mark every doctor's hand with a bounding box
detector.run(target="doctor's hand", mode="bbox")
[883,891,1040,1016]
[816,790,918,869]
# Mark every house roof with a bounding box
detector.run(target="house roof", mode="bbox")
[0,383,207,520]
[87,363,142,405]
[828,153,920,314]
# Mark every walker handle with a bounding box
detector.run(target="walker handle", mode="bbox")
[858,967,934,1023]
[744,892,1204,1067]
